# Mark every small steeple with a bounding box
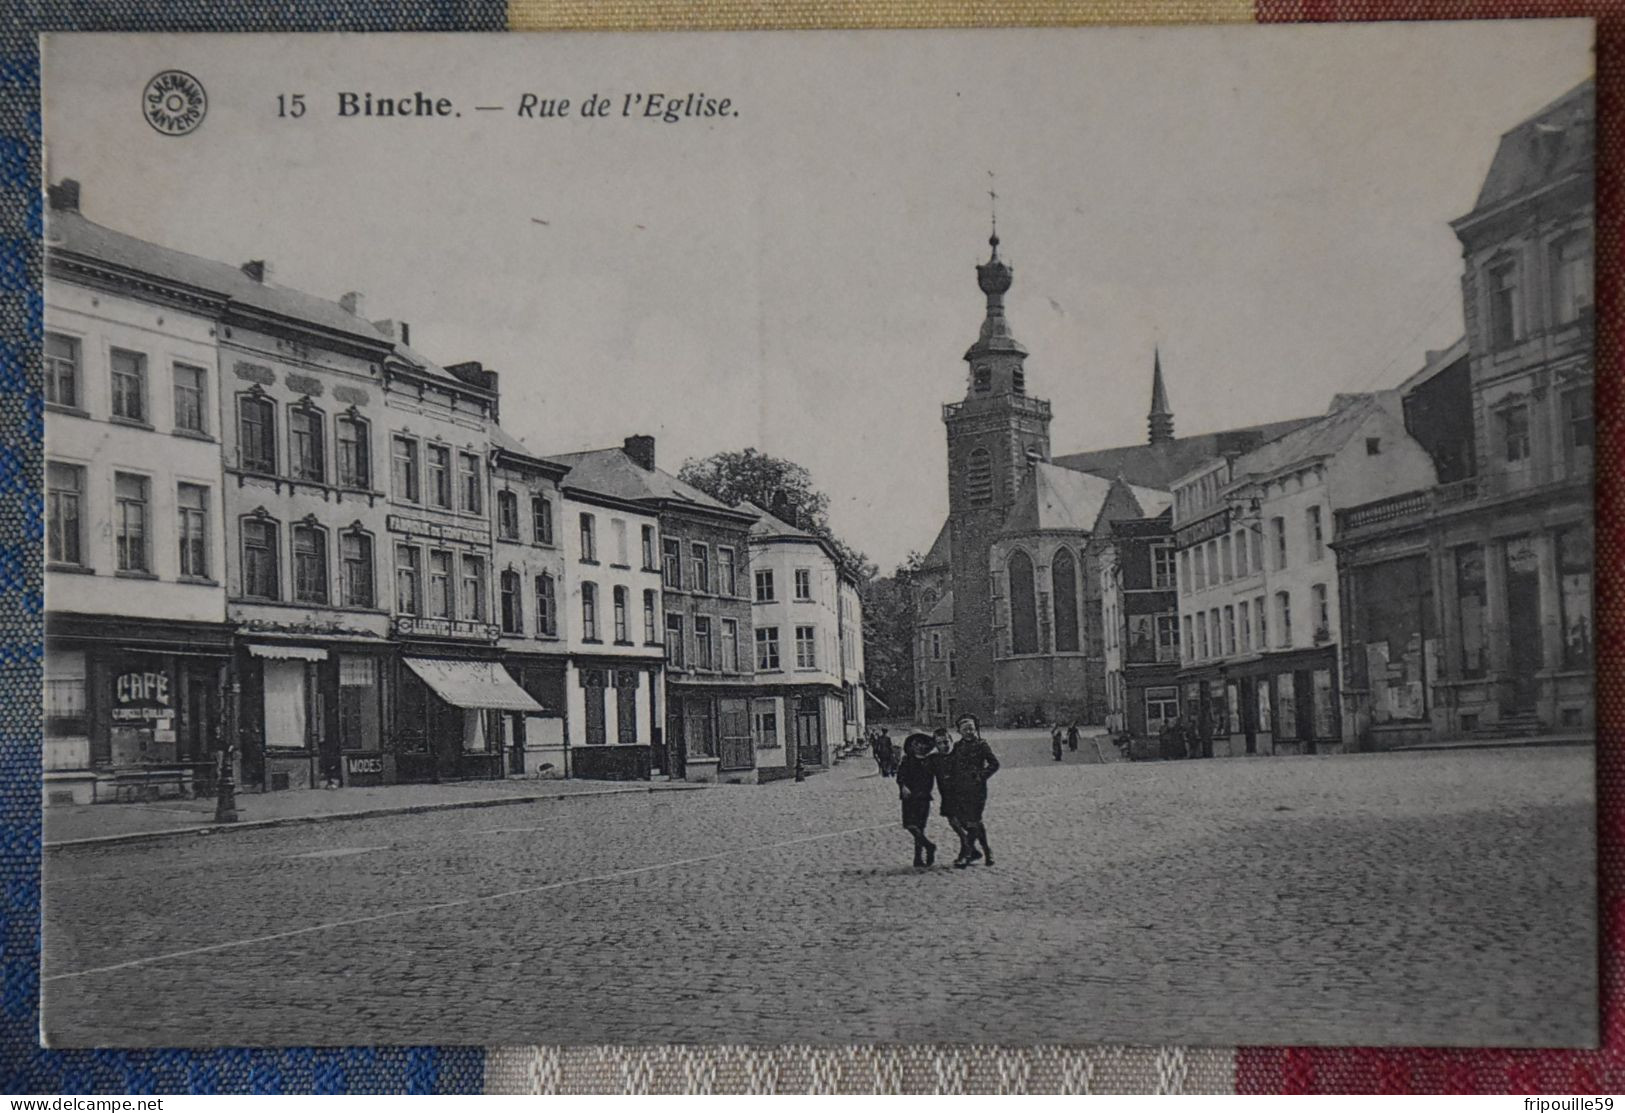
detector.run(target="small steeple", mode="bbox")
[1148,347,1175,445]
[966,223,1027,362]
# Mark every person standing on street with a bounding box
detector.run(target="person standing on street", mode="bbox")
[947,714,1000,868]
[1067,721,1080,753]
[1051,723,1065,762]
[896,733,939,867]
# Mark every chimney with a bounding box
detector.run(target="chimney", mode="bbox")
[241,260,271,283]
[373,319,412,347]
[339,291,366,317]
[47,180,80,213]
[622,435,656,471]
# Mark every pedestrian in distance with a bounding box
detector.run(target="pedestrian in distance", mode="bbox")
[1051,723,1065,762]
[945,714,1000,868]
[1067,721,1080,753]
[879,728,898,777]
[896,732,940,867]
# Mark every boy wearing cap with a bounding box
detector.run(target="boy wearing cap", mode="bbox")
[946,714,1000,867]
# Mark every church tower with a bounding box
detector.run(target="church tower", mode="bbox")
[944,227,1052,722]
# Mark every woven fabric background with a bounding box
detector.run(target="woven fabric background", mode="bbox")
[0,0,1612,1095]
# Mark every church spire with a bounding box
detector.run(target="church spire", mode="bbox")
[1148,347,1175,445]
[965,223,1027,363]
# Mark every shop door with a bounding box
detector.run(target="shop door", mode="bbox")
[1294,670,1316,752]
[507,713,526,775]
[718,698,753,771]
[1239,678,1258,754]
[1196,681,1213,759]
[794,696,823,765]
[1505,541,1542,712]
[666,702,687,779]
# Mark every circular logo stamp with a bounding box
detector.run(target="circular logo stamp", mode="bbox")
[142,71,207,136]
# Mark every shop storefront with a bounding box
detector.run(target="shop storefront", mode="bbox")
[235,638,393,791]
[1228,647,1342,756]
[394,651,545,782]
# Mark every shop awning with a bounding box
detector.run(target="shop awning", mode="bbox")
[403,658,545,713]
[248,644,329,661]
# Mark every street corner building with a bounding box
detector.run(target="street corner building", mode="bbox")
[39,181,873,805]
[912,77,1594,754]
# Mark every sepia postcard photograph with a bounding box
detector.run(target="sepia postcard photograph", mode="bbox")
[35,23,1597,1050]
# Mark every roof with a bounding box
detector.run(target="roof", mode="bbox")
[742,500,818,541]
[47,207,388,346]
[921,589,954,627]
[1226,392,1391,485]
[918,518,953,571]
[1468,79,1594,216]
[1052,416,1319,490]
[999,463,1168,539]
[546,447,752,522]
[1396,337,1470,396]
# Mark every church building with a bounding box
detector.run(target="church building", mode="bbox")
[914,228,1317,728]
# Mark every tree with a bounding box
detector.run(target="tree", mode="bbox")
[859,551,925,721]
[677,448,874,579]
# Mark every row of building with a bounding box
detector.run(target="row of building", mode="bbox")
[42,180,867,805]
[914,78,1593,755]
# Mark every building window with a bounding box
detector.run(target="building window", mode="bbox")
[642,589,657,643]
[691,543,711,593]
[755,568,775,602]
[1558,526,1593,668]
[532,495,554,545]
[1209,610,1221,660]
[458,452,482,514]
[336,414,370,489]
[965,447,993,506]
[719,547,737,596]
[1255,594,1267,648]
[1007,550,1039,655]
[665,612,684,666]
[1276,590,1293,648]
[1455,545,1487,679]
[1206,541,1218,586]
[1192,545,1206,590]
[660,537,682,587]
[244,519,281,600]
[1551,232,1592,326]
[1234,531,1249,577]
[931,632,942,659]
[177,483,209,579]
[110,348,146,423]
[1271,516,1287,570]
[1239,600,1251,652]
[291,523,329,603]
[1151,544,1176,589]
[580,514,598,563]
[426,444,451,508]
[340,530,373,607]
[420,549,451,617]
[1180,616,1193,660]
[795,625,817,669]
[1499,403,1531,463]
[1312,583,1331,640]
[173,363,207,433]
[289,405,326,483]
[1196,613,1208,659]
[1250,530,1264,576]
[756,626,780,671]
[720,618,739,672]
[1223,605,1236,655]
[45,333,79,408]
[581,582,598,640]
[1564,389,1593,474]
[1487,259,1520,350]
[45,650,87,740]
[948,648,957,677]
[392,436,421,503]
[752,699,778,749]
[536,573,558,636]
[1052,547,1080,653]
[611,519,629,566]
[613,585,629,643]
[793,568,812,601]
[395,544,421,615]
[1306,506,1325,562]
[497,490,520,540]
[1220,535,1233,581]
[46,462,84,566]
[695,616,714,669]
[1154,614,1179,660]
[498,570,522,634]
[460,555,487,621]
[641,525,657,571]
[113,472,150,573]
[240,395,277,474]
[1178,550,1189,595]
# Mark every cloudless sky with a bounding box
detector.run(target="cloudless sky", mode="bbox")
[43,25,1594,570]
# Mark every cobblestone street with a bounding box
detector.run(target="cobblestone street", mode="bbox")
[41,736,1596,1050]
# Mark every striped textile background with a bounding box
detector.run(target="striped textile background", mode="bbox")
[0,0,1615,1094]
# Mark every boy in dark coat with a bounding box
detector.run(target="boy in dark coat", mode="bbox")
[896,733,939,867]
[1067,721,1081,753]
[946,715,1000,867]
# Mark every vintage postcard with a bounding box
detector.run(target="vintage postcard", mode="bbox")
[37,24,1596,1049]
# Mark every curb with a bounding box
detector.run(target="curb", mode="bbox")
[1389,736,1594,754]
[44,782,710,852]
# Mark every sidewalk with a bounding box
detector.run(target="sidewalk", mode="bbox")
[1389,732,1594,753]
[44,777,707,849]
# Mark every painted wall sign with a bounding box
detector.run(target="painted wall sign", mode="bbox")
[393,615,498,642]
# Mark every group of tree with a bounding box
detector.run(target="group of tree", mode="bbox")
[677,448,918,719]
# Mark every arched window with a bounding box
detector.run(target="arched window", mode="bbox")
[288,402,326,483]
[238,393,277,475]
[336,411,371,490]
[1052,547,1080,652]
[966,447,994,506]
[1008,550,1039,655]
[291,521,329,604]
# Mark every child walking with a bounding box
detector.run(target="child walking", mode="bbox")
[896,733,940,867]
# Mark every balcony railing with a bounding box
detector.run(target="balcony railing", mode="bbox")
[1338,457,1590,536]
[942,393,1053,422]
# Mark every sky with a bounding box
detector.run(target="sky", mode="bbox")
[42,25,1594,571]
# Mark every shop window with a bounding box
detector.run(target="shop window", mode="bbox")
[1274,673,1298,741]
[289,404,325,483]
[340,530,374,608]
[114,472,150,573]
[337,413,370,490]
[752,700,779,748]
[1312,669,1336,739]
[1007,550,1039,655]
[46,462,84,567]
[262,659,309,749]
[44,650,87,739]
[291,523,329,604]
[1558,526,1593,668]
[45,332,78,409]
[1455,545,1487,679]
[338,655,381,751]
[1052,548,1080,652]
[173,363,207,434]
[177,483,210,579]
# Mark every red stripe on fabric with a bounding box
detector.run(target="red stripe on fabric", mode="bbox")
[1239,0,1620,1093]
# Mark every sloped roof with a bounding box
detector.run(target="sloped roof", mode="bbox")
[1397,337,1470,395]
[1469,79,1594,214]
[918,518,953,571]
[921,589,954,627]
[1052,417,1317,490]
[742,500,817,540]
[1228,392,1391,483]
[47,207,388,345]
[547,447,750,520]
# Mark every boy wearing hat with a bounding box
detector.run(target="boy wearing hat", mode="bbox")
[946,714,1000,867]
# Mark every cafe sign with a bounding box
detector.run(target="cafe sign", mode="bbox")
[113,668,171,722]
